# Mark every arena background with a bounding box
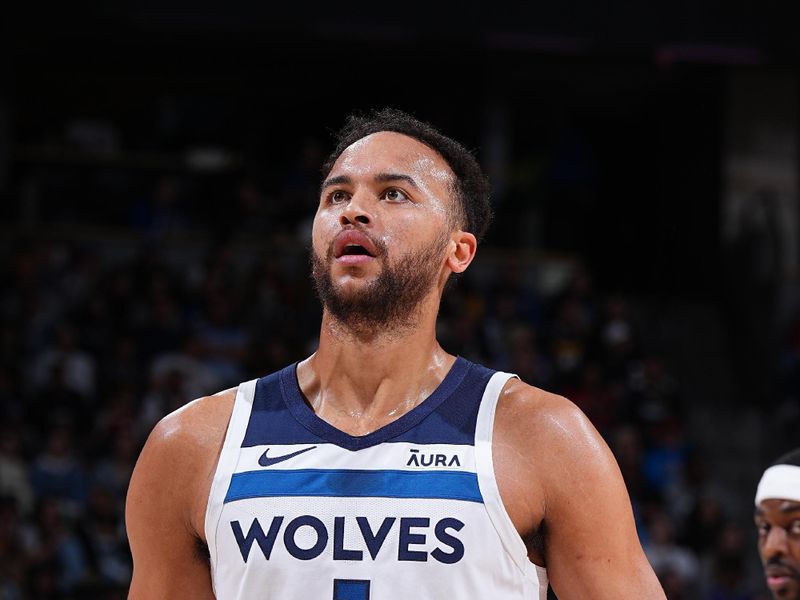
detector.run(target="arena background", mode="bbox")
[1,3,799,599]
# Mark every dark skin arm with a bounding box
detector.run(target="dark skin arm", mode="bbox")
[494,379,666,599]
[126,389,235,599]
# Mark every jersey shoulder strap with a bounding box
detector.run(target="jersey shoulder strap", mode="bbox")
[475,371,548,591]
[204,378,258,583]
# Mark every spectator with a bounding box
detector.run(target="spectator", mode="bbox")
[30,425,88,516]
[30,324,96,400]
[644,510,701,595]
[0,429,34,515]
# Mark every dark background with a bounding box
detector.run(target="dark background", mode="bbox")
[0,3,798,599]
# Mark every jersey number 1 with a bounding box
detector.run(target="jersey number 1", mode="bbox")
[333,578,371,600]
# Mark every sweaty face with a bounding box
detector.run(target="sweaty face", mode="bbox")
[311,132,458,335]
[755,499,800,600]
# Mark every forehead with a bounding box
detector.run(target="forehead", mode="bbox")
[330,131,454,189]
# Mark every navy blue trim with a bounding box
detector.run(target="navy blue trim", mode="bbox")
[279,356,473,451]
[224,468,483,504]
[243,371,327,447]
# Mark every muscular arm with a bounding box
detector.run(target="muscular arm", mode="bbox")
[126,390,235,599]
[495,381,665,600]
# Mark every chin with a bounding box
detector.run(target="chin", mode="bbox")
[332,275,374,294]
[771,582,800,600]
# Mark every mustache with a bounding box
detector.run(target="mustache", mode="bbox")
[766,556,800,578]
[326,228,387,260]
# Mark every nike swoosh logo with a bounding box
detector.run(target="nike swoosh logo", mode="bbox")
[258,446,317,467]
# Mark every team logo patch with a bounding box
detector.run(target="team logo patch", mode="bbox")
[406,448,461,468]
[259,446,317,467]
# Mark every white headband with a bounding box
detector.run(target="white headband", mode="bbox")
[755,464,800,505]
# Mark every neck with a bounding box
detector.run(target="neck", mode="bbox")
[297,300,456,436]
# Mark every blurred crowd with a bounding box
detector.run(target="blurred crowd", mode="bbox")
[0,124,785,598]
[0,202,772,600]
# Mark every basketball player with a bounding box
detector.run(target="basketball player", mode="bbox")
[755,448,800,600]
[126,109,665,599]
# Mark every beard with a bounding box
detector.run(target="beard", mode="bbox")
[311,230,449,337]
[763,556,800,600]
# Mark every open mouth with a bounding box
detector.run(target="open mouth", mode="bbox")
[340,244,374,257]
[333,230,378,260]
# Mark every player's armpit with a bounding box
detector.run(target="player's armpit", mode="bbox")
[535,399,665,600]
[126,401,222,600]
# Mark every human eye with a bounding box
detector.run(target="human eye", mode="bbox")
[790,520,800,536]
[382,188,410,203]
[756,521,770,537]
[327,190,350,204]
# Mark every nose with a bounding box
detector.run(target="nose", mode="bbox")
[762,526,789,560]
[339,192,372,227]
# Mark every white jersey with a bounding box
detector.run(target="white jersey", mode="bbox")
[205,357,548,599]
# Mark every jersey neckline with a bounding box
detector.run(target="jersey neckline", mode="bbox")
[278,356,471,451]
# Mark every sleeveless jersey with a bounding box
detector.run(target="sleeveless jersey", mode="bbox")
[205,357,548,599]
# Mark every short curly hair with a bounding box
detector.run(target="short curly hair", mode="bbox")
[322,108,493,242]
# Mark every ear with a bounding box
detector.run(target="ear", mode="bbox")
[446,230,478,274]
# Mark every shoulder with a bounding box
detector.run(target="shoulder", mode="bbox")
[150,387,238,452]
[495,378,597,453]
[492,378,665,598]
[145,387,237,474]
[493,378,621,506]
[129,387,238,536]
[126,388,237,598]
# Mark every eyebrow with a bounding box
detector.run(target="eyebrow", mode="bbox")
[374,173,420,190]
[320,173,421,192]
[321,175,352,191]
[754,503,800,517]
[781,503,800,514]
